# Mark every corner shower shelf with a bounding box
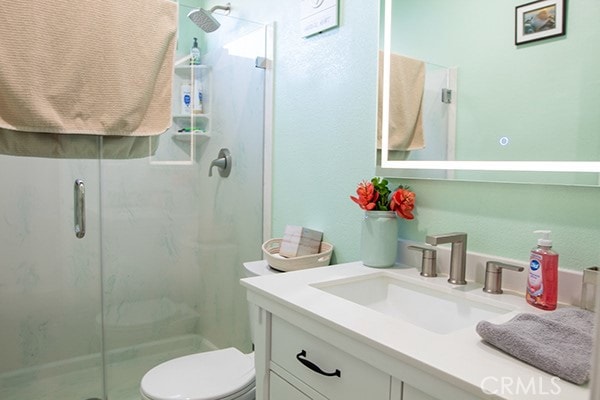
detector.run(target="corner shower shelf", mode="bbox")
[172,59,212,142]
[174,63,210,72]
[173,130,210,143]
[173,114,209,119]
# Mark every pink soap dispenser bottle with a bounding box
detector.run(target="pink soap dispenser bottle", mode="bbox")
[526,230,558,310]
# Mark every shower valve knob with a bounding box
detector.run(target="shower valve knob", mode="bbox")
[209,148,232,177]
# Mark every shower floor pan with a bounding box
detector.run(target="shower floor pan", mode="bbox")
[0,334,216,400]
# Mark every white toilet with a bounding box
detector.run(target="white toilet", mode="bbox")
[140,261,279,400]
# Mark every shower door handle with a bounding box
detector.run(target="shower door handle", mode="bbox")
[74,179,86,239]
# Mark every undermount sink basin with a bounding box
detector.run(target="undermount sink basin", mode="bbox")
[312,272,514,334]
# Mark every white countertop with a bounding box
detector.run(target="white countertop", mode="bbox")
[241,261,590,400]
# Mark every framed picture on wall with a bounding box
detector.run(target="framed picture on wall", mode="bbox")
[515,0,566,45]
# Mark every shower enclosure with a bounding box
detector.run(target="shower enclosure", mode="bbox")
[0,5,271,400]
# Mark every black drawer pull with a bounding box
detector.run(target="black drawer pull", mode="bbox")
[295,350,341,378]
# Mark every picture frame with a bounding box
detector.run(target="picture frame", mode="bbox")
[300,0,339,38]
[515,0,566,45]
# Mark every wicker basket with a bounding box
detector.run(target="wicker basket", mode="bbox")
[262,238,333,272]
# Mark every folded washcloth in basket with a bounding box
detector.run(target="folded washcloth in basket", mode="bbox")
[476,307,595,385]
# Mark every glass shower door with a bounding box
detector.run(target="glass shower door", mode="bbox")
[0,147,105,400]
[100,11,270,400]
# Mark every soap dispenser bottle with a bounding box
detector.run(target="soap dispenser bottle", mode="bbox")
[526,230,558,310]
[189,37,203,113]
[190,37,201,65]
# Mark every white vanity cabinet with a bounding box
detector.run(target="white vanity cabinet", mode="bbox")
[248,292,481,400]
[243,261,590,400]
[253,311,474,400]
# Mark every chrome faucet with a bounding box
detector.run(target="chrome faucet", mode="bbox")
[425,232,467,285]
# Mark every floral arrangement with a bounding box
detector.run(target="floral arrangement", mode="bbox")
[350,177,415,220]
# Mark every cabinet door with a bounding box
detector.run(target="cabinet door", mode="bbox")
[270,372,313,400]
[403,383,439,400]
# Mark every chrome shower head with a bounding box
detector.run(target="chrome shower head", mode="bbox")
[187,3,231,33]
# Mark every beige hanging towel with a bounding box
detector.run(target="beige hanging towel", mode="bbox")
[377,51,426,151]
[0,0,177,137]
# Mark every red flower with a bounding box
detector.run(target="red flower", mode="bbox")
[351,177,416,220]
[389,188,415,220]
[350,181,379,211]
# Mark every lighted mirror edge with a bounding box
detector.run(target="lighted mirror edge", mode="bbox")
[380,0,392,157]
[380,160,600,173]
[379,0,599,175]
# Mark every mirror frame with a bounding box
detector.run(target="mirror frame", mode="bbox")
[380,0,600,175]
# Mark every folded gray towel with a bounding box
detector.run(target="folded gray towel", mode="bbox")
[476,307,595,385]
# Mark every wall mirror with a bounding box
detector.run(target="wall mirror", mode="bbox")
[377,0,600,186]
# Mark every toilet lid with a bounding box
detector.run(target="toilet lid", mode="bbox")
[140,347,255,400]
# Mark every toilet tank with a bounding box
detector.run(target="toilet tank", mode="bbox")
[243,261,280,344]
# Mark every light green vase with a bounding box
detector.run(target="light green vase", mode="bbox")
[360,211,399,268]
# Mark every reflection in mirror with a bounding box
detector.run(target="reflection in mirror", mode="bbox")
[377,54,455,162]
[377,0,600,186]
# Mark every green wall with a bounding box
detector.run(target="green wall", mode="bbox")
[233,0,599,271]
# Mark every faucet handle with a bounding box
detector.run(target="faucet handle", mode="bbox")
[483,261,524,294]
[408,245,437,277]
